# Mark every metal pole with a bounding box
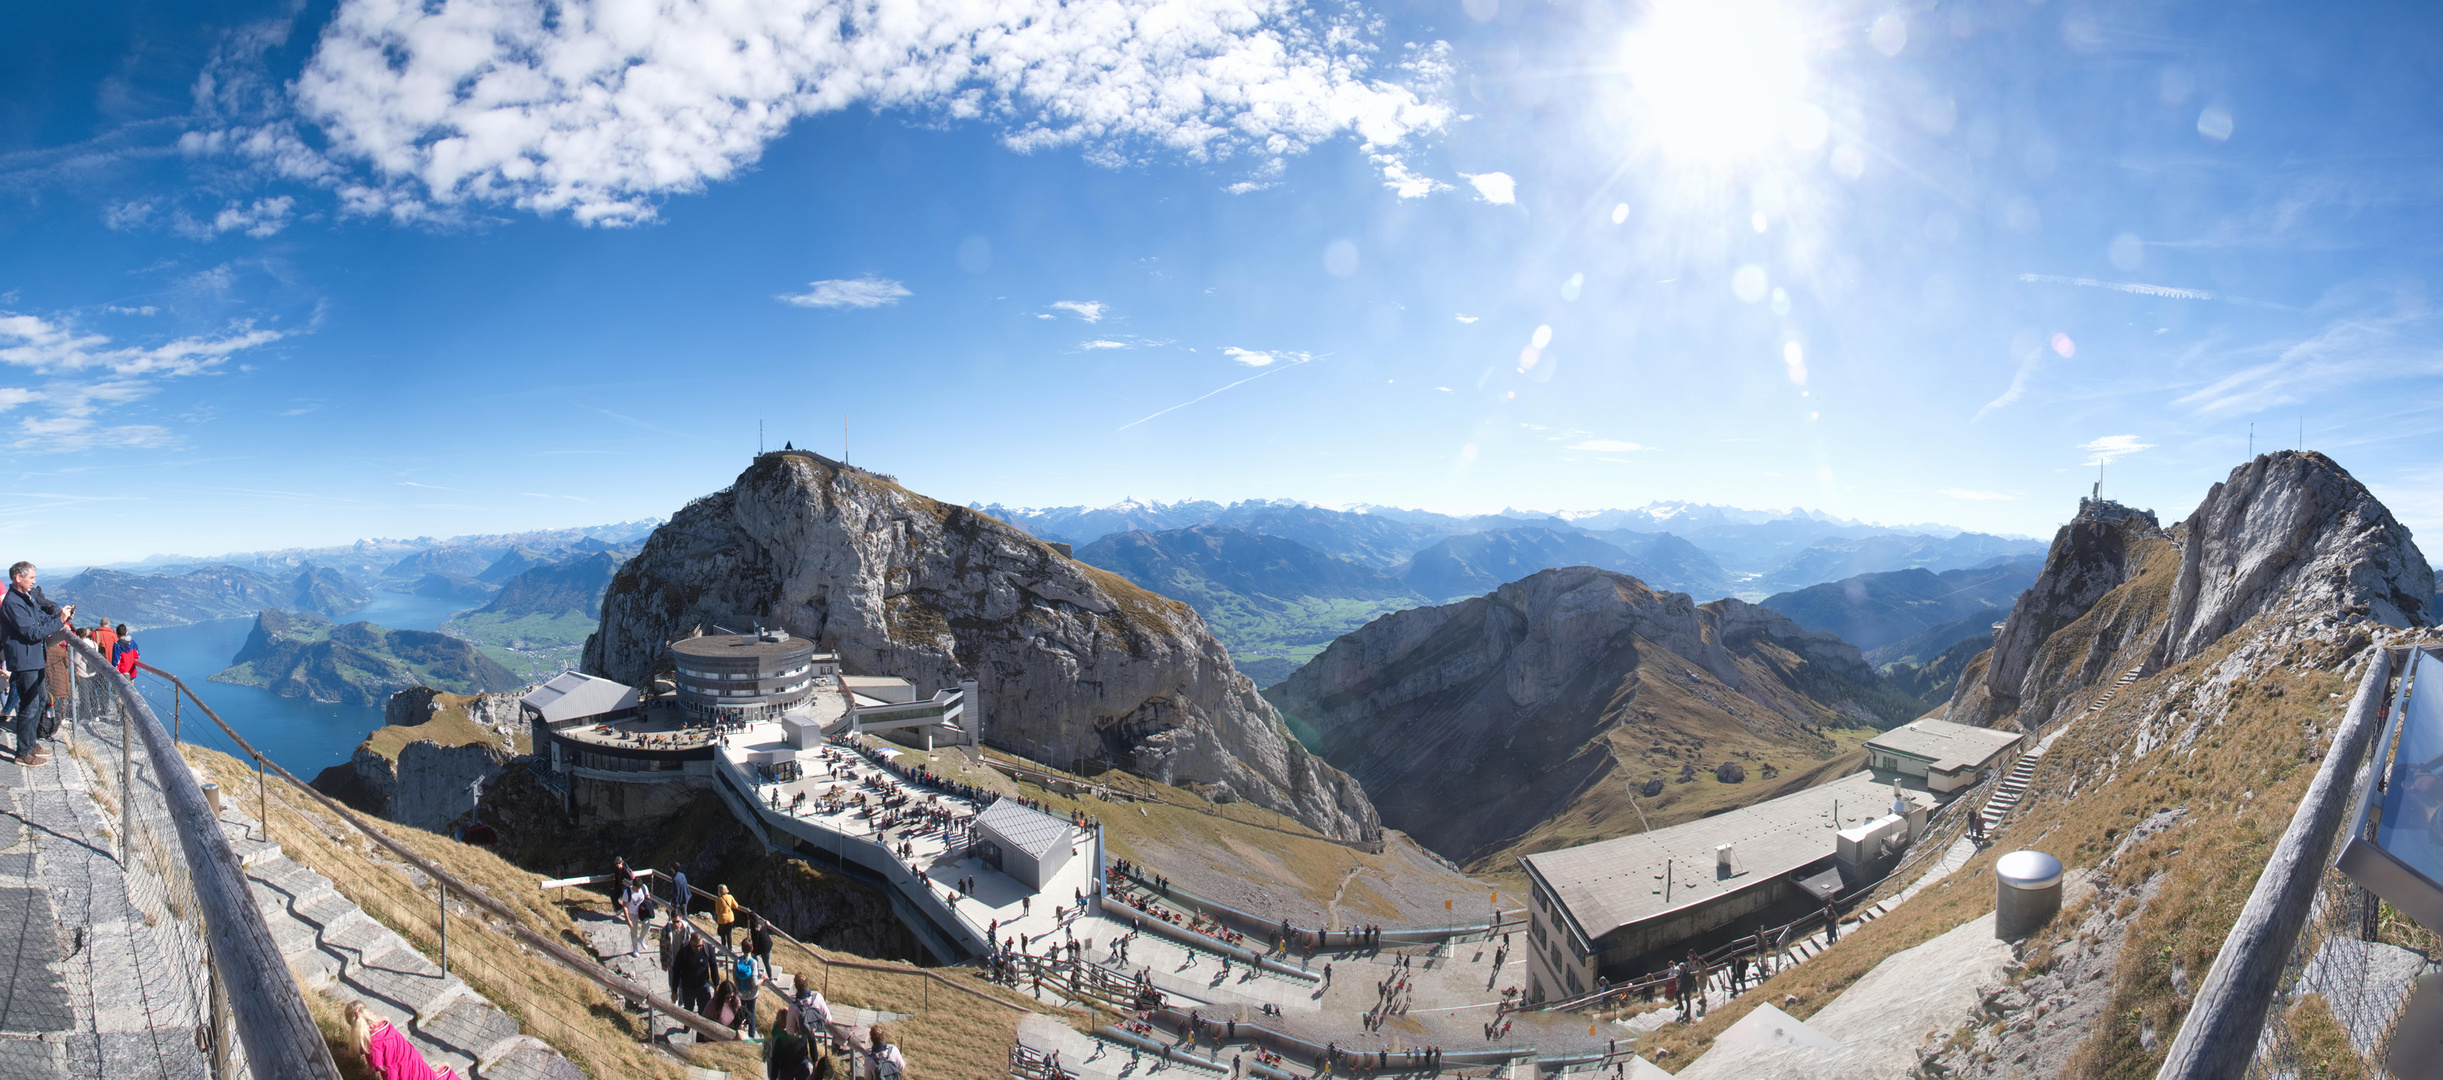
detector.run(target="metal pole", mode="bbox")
[440,881,448,975]
[172,693,180,744]
[256,755,266,841]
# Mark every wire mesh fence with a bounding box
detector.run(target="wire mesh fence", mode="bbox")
[60,647,247,1077]
[2244,861,2436,1079]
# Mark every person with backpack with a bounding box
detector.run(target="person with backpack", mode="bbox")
[734,951,762,1039]
[766,1005,812,1079]
[867,1025,904,1080]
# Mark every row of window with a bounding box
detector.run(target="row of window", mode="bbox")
[565,748,685,772]
[693,679,812,698]
[677,664,813,681]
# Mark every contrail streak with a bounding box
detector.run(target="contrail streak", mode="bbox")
[1116,358,1312,431]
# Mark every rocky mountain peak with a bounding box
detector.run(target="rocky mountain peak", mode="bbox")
[582,454,1381,840]
[1979,498,2165,705]
[2152,450,2432,668]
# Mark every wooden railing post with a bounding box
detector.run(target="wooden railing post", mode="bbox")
[2157,645,2399,1079]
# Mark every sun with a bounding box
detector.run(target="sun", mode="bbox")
[1622,0,1821,166]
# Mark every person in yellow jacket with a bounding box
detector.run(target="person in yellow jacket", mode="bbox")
[715,884,741,953]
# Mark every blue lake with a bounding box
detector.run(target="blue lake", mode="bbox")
[124,591,478,778]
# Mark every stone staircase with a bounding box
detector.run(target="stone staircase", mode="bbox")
[1978,665,2145,833]
[210,801,585,1080]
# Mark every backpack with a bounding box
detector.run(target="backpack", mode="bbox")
[873,1044,904,1080]
[640,894,657,922]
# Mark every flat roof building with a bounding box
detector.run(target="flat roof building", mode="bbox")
[1866,719,2026,794]
[972,798,1077,890]
[1518,771,1934,1003]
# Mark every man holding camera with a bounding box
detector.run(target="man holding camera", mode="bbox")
[1,562,72,767]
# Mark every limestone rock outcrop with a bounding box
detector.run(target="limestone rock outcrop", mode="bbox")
[1944,452,2431,731]
[1265,566,1917,864]
[2152,451,2432,669]
[581,453,1380,841]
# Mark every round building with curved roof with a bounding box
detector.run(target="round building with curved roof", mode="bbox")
[670,629,821,719]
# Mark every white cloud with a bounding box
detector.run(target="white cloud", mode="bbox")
[220,0,1454,225]
[1454,314,1478,324]
[1224,347,1310,367]
[104,305,159,317]
[0,310,285,453]
[1376,155,1446,199]
[176,196,298,239]
[1460,171,1515,204]
[2079,435,2154,464]
[1080,340,1128,350]
[1052,301,1106,322]
[1566,438,1649,453]
[1942,488,2016,501]
[778,277,911,309]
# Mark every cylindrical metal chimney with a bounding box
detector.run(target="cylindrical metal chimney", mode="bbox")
[1995,850,2064,939]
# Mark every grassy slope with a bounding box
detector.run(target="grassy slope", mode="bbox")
[1632,536,2398,1076]
[361,691,530,761]
[189,742,1046,1079]
[980,749,1474,920]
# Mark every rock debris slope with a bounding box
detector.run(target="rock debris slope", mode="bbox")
[1265,566,1918,865]
[582,453,1380,841]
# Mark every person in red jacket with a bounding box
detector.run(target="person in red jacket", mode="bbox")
[113,628,139,678]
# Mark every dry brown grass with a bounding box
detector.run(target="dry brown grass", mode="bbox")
[362,692,526,761]
[980,749,1430,918]
[1632,607,2361,1075]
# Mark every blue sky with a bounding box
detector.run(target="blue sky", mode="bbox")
[4,0,2439,567]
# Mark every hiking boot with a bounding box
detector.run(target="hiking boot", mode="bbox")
[18,750,50,767]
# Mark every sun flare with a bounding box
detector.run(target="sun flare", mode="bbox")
[1623,0,1819,165]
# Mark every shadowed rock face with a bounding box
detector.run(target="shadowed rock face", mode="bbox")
[2152,451,2433,668]
[580,454,1381,841]
[1264,566,1908,863]
[1982,500,2162,703]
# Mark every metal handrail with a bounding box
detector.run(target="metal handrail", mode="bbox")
[2156,643,2412,1079]
[134,662,742,1043]
[73,640,343,1078]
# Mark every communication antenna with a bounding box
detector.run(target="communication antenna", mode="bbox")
[844,413,850,466]
[759,420,765,455]
[2298,415,2304,452]
[2249,422,2254,458]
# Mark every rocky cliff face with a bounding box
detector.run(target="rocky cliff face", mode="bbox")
[311,688,525,833]
[2152,451,2433,668]
[1946,453,2430,730]
[1265,566,1918,864]
[582,453,1380,841]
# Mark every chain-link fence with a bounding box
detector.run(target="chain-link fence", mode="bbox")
[54,639,337,1077]
[2246,860,2438,1079]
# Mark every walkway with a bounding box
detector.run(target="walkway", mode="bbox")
[0,744,210,1078]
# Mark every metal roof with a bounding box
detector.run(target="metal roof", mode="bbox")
[1519,771,1925,947]
[975,799,1075,862]
[670,633,817,660]
[521,671,639,725]
[1866,718,2025,773]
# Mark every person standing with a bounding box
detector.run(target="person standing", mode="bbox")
[716,885,741,953]
[111,626,139,679]
[3,564,70,768]
[674,867,692,917]
[89,621,116,661]
[1822,904,1839,944]
[734,951,762,1040]
[753,918,776,974]
[622,882,648,954]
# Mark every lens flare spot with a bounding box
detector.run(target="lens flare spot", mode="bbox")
[1782,341,1808,385]
[1751,211,1769,233]
[2197,106,2234,142]
[1611,203,1631,224]
[2050,333,2076,358]
[1732,265,1769,303]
